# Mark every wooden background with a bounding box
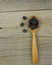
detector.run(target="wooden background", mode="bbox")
[0,0,52,65]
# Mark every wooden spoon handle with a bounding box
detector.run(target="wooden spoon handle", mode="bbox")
[32,32,38,64]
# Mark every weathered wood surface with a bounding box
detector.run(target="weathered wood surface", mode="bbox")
[0,0,52,11]
[0,11,52,38]
[0,37,52,65]
[0,0,52,64]
[0,10,52,65]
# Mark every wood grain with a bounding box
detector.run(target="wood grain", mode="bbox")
[0,11,52,38]
[0,37,52,65]
[0,9,52,65]
[0,0,52,11]
[0,11,52,28]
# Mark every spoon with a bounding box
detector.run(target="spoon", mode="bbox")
[28,16,39,64]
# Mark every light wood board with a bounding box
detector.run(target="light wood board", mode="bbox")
[0,11,52,38]
[0,0,52,11]
[0,10,52,65]
[0,37,52,65]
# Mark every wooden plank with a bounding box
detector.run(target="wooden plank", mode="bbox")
[0,11,52,38]
[0,11,52,28]
[0,0,52,11]
[0,37,52,65]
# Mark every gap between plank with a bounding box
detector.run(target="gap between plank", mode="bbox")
[0,9,52,13]
[0,36,52,39]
